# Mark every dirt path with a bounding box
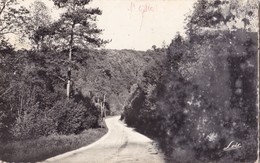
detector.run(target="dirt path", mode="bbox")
[44,116,165,163]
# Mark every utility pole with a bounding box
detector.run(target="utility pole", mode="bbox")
[97,94,106,128]
[103,94,106,118]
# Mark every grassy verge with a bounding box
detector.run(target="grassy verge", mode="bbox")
[0,128,107,162]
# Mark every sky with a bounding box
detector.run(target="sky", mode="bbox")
[16,0,196,51]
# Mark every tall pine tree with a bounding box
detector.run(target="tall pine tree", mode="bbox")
[51,0,108,97]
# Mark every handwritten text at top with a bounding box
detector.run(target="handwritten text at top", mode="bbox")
[128,2,154,15]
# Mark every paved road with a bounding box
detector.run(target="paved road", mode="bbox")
[44,116,165,163]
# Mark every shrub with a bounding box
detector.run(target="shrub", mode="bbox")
[52,98,99,135]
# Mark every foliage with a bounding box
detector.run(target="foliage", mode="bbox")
[37,0,110,97]
[35,0,109,51]
[27,0,52,49]
[185,0,258,39]
[53,97,99,135]
[0,50,101,141]
[122,31,257,163]
[0,38,14,53]
[0,128,107,162]
[0,45,165,141]
[122,1,258,162]
[0,0,30,37]
[75,49,166,114]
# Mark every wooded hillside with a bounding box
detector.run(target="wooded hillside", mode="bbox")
[0,46,165,141]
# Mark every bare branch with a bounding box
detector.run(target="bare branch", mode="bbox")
[0,1,7,16]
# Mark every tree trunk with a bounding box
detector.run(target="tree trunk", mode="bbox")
[67,24,74,98]
[66,46,72,98]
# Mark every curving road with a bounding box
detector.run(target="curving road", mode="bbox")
[44,116,165,163]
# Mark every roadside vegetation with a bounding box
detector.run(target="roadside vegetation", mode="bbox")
[0,128,107,162]
[122,0,258,162]
[0,45,161,162]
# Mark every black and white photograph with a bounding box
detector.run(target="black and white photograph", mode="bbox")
[0,0,259,162]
